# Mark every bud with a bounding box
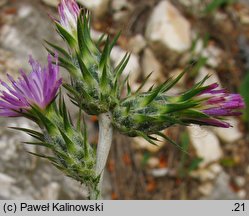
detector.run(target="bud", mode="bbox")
[47,9,128,115]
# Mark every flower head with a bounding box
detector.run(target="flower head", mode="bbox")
[0,54,62,117]
[58,0,80,34]
[194,83,245,127]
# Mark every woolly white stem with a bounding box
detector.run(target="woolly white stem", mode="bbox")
[92,112,113,199]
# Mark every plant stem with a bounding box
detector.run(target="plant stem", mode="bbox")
[91,112,113,199]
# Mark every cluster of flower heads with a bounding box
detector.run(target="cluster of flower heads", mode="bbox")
[0,0,245,132]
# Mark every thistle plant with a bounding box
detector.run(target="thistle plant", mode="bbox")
[0,0,245,199]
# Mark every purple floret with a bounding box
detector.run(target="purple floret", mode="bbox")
[197,83,245,127]
[0,55,62,117]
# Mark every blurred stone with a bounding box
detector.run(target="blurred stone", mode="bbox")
[147,157,160,168]
[111,46,141,88]
[128,34,147,54]
[214,118,243,143]
[142,48,163,82]
[202,44,223,68]
[195,67,221,86]
[246,165,249,175]
[0,173,16,185]
[77,0,110,17]
[150,168,169,177]
[234,176,246,188]
[188,126,223,167]
[192,40,223,68]
[0,3,61,70]
[112,0,134,22]
[190,164,223,182]
[42,0,59,7]
[40,182,61,200]
[205,171,238,199]
[198,182,213,196]
[237,190,246,199]
[145,0,191,61]
[191,164,222,181]
[0,0,7,7]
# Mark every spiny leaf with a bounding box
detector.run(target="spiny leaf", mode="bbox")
[179,85,211,101]
[58,128,76,153]
[77,13,94,60]
[156,132,189,154]
[110,31,121,51]
[135,72,153,94]
[9,127,44,141]
[63,83,79,97]
[137,131,158,146]
[44,40,71,59]
[96,33,106,47]
[76,53,95,84]
[161,66,190,93]
[161,101,198,114]
[114,53,130,80]
[31,105,57,134]
[55,22,76,47]
[82,115,89,156]
[28,151,57,163]
[62,98,70,130]
[100,64,108,91]
[99,36,110,70]
[141,83,165,106]
[23,141,54,149]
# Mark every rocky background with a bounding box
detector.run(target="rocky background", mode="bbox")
[0,0,249,200]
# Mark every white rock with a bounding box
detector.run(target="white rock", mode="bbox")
[128,34,147,54]
[77,0,110,17]
[145,0,191,53]
[188,125,223,167]
[142,48,163,82]
[214,118,243,143]
[42,0,59,7]
[111,46,141,88]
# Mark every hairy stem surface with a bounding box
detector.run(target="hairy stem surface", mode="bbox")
[90,112,113,199]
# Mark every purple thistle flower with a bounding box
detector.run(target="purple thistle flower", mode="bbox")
[58,0,80,34]
[0,55,62,117]
[197,83,245,128]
